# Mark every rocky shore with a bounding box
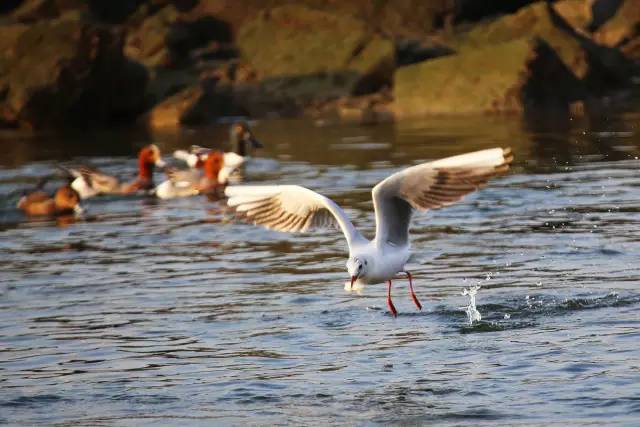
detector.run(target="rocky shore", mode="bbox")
[0,0,637,130]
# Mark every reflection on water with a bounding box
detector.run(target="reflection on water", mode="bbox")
[1,110,640,426]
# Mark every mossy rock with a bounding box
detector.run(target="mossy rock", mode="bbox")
[393,37,584,116]
[451,1,632,90]
[452,2,591,78]
[1,16,148,129]
[237,4,395,99]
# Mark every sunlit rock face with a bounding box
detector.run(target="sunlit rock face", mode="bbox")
[0,15,148,130]
[394,2,633,117]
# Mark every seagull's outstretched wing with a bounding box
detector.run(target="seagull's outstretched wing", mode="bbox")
[225,185,364,247]
[372,148,513,247]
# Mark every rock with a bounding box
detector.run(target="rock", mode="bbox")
[393,37,584,116]
[589,0,625,31]
[8,0,86,23]
[552,0,592,31]
[86,0,146,23]
[593,0,640,57]
[188,0,538,39]
[6,0,149,24]
[124,5,180,68]
[10,0,60,22]
[451,2,632,91]
[0,23,28,62]
[0,0,23,15]
[620,35,640,61]
[236,5,395,101]
[124,4,232,68]
[143,80,235,128]
[0,16,148,129]
[306,90,394,124]
[395,38,455,67]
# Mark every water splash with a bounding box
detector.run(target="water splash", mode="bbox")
[461,284,482,325]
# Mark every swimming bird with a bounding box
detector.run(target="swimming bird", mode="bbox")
[65,144,166,199]
[18,185,82,217]
[225,148,513,317]
[154,151,227,199]
[173,121,262,177]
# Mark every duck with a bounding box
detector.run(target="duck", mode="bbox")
[17,185,82,217]
[65,144,166,199]
[172,121,262,177]
[154,151,227,199]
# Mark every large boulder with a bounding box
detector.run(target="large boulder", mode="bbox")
[236,5,395,101]
[394,37,583,116]
[450,2,632,92]
[0,16,148,129]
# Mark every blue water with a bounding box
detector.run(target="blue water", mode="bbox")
[1,113,640,426]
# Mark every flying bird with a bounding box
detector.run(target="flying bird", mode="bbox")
[225,148,513,317]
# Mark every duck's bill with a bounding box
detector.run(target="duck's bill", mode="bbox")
[249,138,264,149]
[243,132,263,149]
[74,204,85,215]
[155,158,167,168]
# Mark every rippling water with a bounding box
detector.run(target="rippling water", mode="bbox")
[1,111,640,426]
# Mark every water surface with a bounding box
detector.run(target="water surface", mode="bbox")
[1,112,640,426]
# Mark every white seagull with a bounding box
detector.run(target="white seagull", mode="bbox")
[225,148,513,317]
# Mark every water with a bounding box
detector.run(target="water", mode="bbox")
[1,111,640,426]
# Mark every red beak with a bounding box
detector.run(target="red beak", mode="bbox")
[350,276,357,290]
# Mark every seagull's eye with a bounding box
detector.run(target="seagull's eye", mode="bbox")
[364,261,368,265]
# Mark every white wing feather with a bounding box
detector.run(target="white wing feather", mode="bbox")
[225,185,364,247]
[372,147,513,247]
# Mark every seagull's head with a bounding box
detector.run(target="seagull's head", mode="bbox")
[347,256,369,288]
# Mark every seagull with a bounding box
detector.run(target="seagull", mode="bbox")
[225,148,513,317]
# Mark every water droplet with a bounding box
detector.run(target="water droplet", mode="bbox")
[461,284,482,325]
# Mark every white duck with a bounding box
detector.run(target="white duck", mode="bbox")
[172,121,262,179]
[154,151,232,199]
[225,148,513,317]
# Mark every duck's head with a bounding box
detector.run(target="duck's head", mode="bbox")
[139,144,166,169]
[54,185,82,214]
[204,150,224,182]
[138,144,166,179]
[230,121,263,156]
[346,256,370,288]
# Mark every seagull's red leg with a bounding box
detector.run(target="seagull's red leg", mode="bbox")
[386,280,398,318]
[405,271,422,310]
